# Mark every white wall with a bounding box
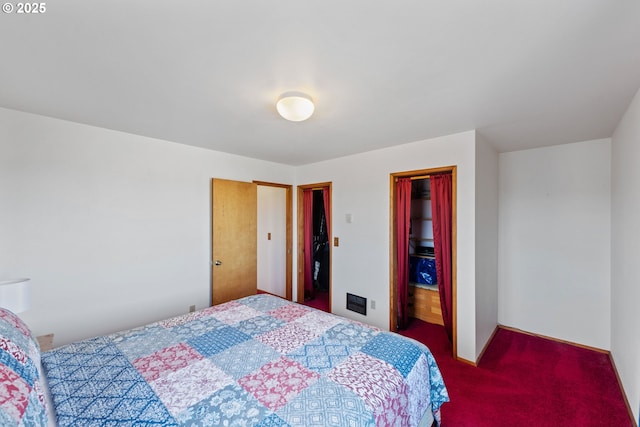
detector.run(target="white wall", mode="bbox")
[474,135,499,358]
[257,185,287,297]
[498,139,611,350]
[0,107,295,346]
[1,107,487,361]
[611,87,640,423]
[295,130,481,362]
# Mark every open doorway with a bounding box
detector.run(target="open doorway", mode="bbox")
[211,179,292,304]
[390,167,458,358]
[255,181,293,301]
[297,182,332,313]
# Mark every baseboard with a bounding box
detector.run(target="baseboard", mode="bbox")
[454,325,499,367]
[455,356,477,367]
[497,324,609,353]
[608,352,638,427]
[475,325,500,364]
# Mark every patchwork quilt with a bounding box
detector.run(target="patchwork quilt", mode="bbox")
[0,308,48,427]
[42,294,448,426]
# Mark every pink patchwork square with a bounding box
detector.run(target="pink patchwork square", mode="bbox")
[269,304,311,322]
[159,311,207,328]
[238,357,319,411]
[257,323,317,354]
[134,343,203,382]
[0,365,30,421]
[200,301,242,316]
[327,352,405,411]
[373,388,410,426]
[150,358,234,414]
[0,337,28,365]
[0,310,30,337]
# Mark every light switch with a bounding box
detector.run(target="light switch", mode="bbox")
[268,232,271,240]
[333,237,339,247]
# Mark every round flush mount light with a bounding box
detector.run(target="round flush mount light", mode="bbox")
[276,91,315,122]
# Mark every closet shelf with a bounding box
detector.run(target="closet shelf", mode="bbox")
[410,253,435,259]
[409,282,438,290]
[410,237,434,242]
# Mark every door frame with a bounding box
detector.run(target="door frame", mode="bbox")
[296,182,332,310]
[254,181,293,301]
[389,166,458,359]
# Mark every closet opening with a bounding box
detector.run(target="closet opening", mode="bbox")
[255,181,293,301]
[390,167,457,359]
[408,177,443,325]
[311,190,330,295]
[297,182,332,313]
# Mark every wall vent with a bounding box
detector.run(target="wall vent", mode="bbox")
[346,293,367,315]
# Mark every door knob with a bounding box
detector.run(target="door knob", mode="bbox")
[215,260,222,266]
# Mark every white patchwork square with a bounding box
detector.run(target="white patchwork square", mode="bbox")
[294,311,342,335]
[150,358,234,414]
[211,305,263,325]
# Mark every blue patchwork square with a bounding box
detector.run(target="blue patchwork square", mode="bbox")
[287,336,350,373]
[276,378,374,426]
[170,317,225,340]
[256,413,291,427]
[236,315,285,337]
[42,337,176,426]
[240,294,290,313]
[188,326,251,357]
[210,339,280,380]
[323,322,377,351]
[112,326,180,360]
[360,332,422,378]
[176,384,269,426]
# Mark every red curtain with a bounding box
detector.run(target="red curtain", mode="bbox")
[323,188,330,243]
[396,178,412,329]
[303,189,314,299]
[431,174,453,340]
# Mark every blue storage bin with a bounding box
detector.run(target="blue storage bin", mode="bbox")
[409,256,437,285]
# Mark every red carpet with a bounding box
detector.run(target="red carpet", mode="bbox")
[399,319,633,427]
[301,290,330,312]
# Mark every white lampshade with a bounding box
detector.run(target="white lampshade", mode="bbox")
[0,278,31,313]
[276,92,315,122]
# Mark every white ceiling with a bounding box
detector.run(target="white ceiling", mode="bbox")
[2,1,639,165]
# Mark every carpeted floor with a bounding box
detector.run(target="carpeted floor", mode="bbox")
[398,318,633,427]
[301,290,330,312]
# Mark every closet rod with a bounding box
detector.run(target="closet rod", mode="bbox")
[411,170,451,180]
[395,172,449,182]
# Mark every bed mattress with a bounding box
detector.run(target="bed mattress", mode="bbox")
[41,294,449,426]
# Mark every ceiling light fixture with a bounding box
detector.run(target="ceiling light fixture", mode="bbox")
[276,91,315,122]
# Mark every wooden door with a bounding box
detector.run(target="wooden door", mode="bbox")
[211,178,257,305]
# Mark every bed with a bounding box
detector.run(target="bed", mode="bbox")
[1,294,449,426]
